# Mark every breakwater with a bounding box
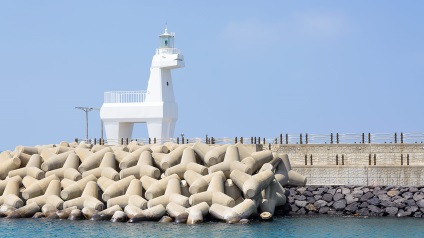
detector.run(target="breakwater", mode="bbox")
[286,185,424,217]
[0,142,306,223]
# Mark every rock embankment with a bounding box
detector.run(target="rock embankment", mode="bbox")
[287,186,424,217]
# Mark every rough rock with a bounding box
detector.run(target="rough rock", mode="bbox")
[360,192,374,202]
[332,199,347,211]
[333,193,344,202]
[295,200,307,208]
[387,190,400,197]
[322,193,333,202]
[385,207,398,216]
[319,207,329,214]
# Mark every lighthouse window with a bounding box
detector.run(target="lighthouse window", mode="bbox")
[167,82,169,86]
[165,40,168,46]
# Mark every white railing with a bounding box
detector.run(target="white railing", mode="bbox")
[104,91,147,104]
[156,48,182,55]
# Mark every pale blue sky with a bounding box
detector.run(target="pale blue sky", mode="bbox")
[1,1,423,150]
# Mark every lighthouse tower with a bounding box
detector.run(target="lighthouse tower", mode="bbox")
[100,27,184,144]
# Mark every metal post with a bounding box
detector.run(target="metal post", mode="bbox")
[280,134,283,144]
[330,133,333,144]
[336,154,339,165]
[336,133,339,144]
[177,137,179,144]
[206,135,208,144]
[374,154,376,165]
[305,154,307,165]
[401,133,404,143]
[263,138,265,145]
[362,133,365,144]
[254,137,257,144]
[240,137,243,144]
[235,137,237,144]
[394,133,397,144]
[368,133,371,144]
[149,138,151,144]
[369,154,371,165]
[407,154,410,165]
[154,138,156,144]
[75,107,95,142]
[401,154,403,165]
[342,154,345,165]
[286,134,288,144]
[306,133,308,144]
[300,133,302,145]
[310,154,313,165]
[251,137,253,144]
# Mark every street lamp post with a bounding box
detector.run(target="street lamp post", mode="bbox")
[75,107,94,142]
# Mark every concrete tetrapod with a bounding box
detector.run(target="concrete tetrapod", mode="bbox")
[128,204,166,223]
[63,181,104,211]
[192,142,212,164]
[78,147,113,173]
[165,147,208,179]
[120,151,160,179]
[189,173,235,207]
[159,145,187,170]
[60,174,97,200]
[91,205,123,221]
[241,150,273,174]
[140,174,180,200]
[209,199,256,223]
[279,154,307,186]
[0,179,23,208]
[7,202,41,219]
[42,204,58,218]
[111,210,127,222]
[0,175,22,195]
[209,145,252,178]
[102,175,136,202]
[230,169,274,199]
[75,147,93,162]
[107,179,147,209]
[45,153,81,181]
[147,177,189,208]
[22,174,60,200]
[26,180,64,209]
[41,151,76,172]
[0,204,16,217]
[186,202,210,224]
[7,155,44,180]
[204,144,230,166]
[224,179,244,205]
[56,206,78,219]
[184,171,226,194]
[119,145,152,169]
[235,143,256,160]
[82,152,119,181]
[0,156,21,180]
[166,202,189,223]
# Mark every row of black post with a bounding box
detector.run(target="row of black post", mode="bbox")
[75,132,407,146]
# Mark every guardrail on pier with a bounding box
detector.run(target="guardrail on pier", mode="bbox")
[75,132,424,146]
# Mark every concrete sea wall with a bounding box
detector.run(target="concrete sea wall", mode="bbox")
[269,144,424,186]
[286,185,424,218]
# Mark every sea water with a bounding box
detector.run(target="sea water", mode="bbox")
[0,216,423,238]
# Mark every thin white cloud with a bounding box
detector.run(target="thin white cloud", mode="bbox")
[220,11,349,49]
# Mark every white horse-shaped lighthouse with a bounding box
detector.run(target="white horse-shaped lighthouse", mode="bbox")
[100,27,184,144]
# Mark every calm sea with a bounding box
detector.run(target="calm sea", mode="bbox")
[0,216,423,238]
